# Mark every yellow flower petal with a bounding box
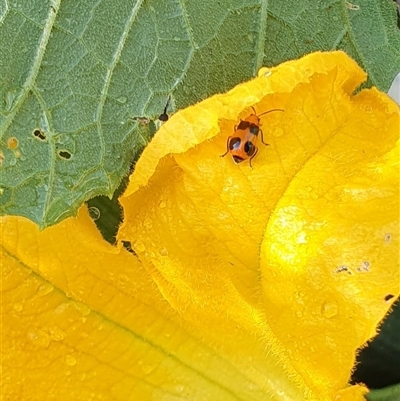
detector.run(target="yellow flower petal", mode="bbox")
[118,51,399,400]
[3,208,298,400]
[261,86,399,392]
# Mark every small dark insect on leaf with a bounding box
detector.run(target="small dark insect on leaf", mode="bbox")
[159,96,171,122]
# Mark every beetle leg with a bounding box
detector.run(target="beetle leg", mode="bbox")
[248,147,258,168]
[220,136,231,157]
[260,129,270,146]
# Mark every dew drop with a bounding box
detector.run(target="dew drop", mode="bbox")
[174,385,185,394]
[55,302,68,315]
[141,364,154,374]
[159,247,169,256]
[48,325,66,341]
[294,291,305,304]
[134,240,146,253]
[144,217,153,229]
[258,67,272,77]
[13,302,23,312]
[37,283,54,296]
[273,127,284,137]
[88,206,100,221]
[158,200,167,209]
[73,301,91,316]
[28,330,51,348]
[117,96,127,104]
[28,331,38,340]
[321,300,338,318]
[65,354,77,366]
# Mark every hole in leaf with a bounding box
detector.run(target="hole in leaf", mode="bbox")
[58,150,72,160]
[32,128,47,141]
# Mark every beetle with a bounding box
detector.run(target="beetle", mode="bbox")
[221,106,284,167]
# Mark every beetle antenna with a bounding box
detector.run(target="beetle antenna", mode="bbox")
[251,106,257,115]
[257,109,284,117]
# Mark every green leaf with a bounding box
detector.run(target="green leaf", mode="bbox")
[366,383,400,401]
[264,0,400,91]
[1,0,399,227]
[352,299,400,389]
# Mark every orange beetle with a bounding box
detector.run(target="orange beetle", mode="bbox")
[221,106,284,167]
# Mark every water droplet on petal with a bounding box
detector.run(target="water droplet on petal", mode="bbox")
[174,385,185,394]
[274,127,284,137]
[65,354,77,366]
[73,302,91,316]
[55,303,69,315]
[13,302,23,312]
[37,283,54,296]
[144,217,153,229]
[141,364,154,374]
[321,300,338,318]
[159,247,169,256]
[134,240,146,253]
[258,67,272,77]
[48,325,66,341]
